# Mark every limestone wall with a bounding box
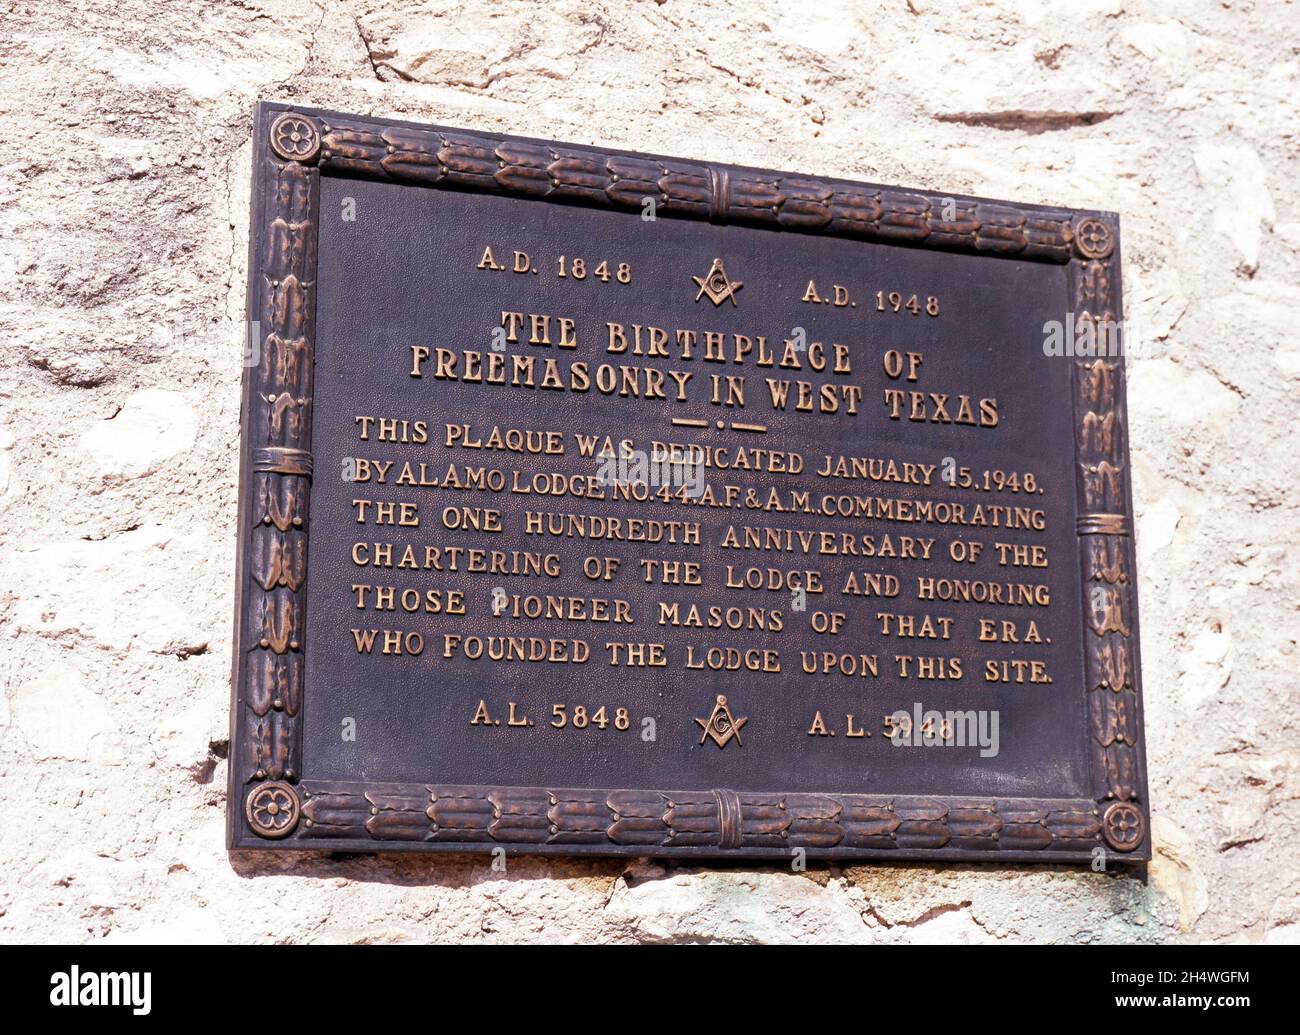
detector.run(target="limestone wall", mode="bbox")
[0,0,1296,943]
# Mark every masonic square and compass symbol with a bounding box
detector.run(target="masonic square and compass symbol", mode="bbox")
[696,694,748,748]
[693,257,743,306]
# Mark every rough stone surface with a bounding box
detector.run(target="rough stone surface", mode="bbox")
[0,0,1296,944]
[79,389,199,483]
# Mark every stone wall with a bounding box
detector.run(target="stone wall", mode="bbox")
[0,0,1296,944]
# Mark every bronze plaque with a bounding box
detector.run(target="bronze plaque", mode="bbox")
[228,102,1150,862]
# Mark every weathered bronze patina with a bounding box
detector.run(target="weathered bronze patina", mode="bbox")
[228,102,1149,863]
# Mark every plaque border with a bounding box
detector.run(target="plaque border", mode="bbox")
[228,101,1150,863]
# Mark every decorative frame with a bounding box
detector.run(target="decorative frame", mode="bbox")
[228,102,1149,862]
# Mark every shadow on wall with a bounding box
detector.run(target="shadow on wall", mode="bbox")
[227,848,1148,892]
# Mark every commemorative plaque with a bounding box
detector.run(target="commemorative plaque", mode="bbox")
[228,102,1150,862]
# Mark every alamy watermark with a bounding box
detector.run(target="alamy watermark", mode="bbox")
[150,319,262,367]
[593,446,705,498]
[886,703,1000,758]
[1042,313,1165,359]
[50,966,151,1015]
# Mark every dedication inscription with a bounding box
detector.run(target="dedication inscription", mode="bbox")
[228,102,1150,862]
